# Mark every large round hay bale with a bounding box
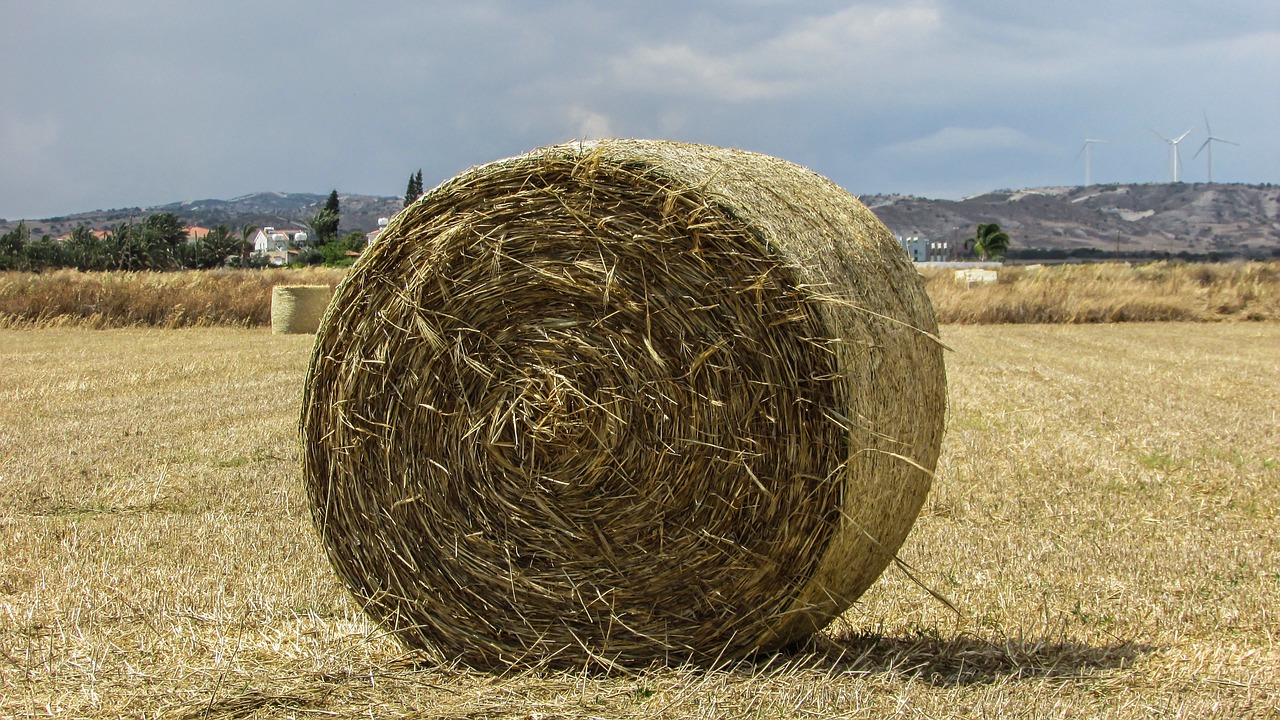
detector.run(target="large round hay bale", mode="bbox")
[301,139,945,669]
[271,285,331,334]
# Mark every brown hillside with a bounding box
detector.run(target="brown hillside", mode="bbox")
[5,183,1277,258]
[865,182,1280,256]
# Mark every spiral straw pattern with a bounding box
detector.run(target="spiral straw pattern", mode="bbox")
[301,139,945,669]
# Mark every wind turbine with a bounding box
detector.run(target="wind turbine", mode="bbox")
[1151,128,1194,182]
[1192,112,1238,183]
[1075,138,1108,186]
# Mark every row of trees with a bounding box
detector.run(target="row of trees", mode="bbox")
[1,189,369,272]
[2,177,1015,271]
[404,170,424,208]
[0,214,253,272]
[1,208,368,274]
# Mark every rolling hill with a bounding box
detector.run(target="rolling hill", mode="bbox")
[864,182,1279,257]
[4,192,405,241]
[5,183,1278,258]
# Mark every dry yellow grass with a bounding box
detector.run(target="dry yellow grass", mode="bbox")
[3,262,1278,329]
[0,268,345,329]
[1,324,1277,717]
[922,261,1280,323]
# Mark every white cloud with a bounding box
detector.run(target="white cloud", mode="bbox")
[766,3,943,69]
[879,126,1053,161]
[570,109,614,140]
[606,3,943,103]
[610,43,799,102]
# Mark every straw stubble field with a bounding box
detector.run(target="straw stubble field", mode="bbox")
[1,323,1277,718]
[2,262,1279,329]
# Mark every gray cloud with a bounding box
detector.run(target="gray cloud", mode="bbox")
[2,0,1276,219]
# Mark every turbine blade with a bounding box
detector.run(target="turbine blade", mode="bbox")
[1192,139,1210,159]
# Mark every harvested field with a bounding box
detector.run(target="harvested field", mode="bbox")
[2,261,1278,329]
[0,268,345,329]
[921,261,1280,323]
[1,324,1277,717]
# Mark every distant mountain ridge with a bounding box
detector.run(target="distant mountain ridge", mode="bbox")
[5,192,405,240]
[5,183,1278,257]
[863,182,1279,257]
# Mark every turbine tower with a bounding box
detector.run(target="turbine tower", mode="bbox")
[1076,138,1108,186]
[1151,128,1194,182]
[1192,112,1238,183]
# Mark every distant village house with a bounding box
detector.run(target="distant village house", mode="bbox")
[55,229,112,241]
[56,225,214,243]
[251,227,309,266]
[897,235,950,263]
[365,217,391,245]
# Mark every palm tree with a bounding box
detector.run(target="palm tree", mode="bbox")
[964,222,1010,260]
[308,207,339,246]
[239,224,258,266]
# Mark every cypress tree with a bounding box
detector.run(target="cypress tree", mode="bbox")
[313,190,340,243]
[404,170,424,208]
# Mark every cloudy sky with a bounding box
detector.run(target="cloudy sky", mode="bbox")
[2,1,1277,220]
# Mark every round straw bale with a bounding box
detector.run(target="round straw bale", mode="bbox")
[301,139,945,669]
[271,285,331,334]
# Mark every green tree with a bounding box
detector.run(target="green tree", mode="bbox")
[105,213,187,270]
[23,235,64,271]
[177,225,238,269]
[65,225,107,271]
[107,222,142,271]
[136,212,188,269]
[0,221,30,270]
[404,169,424,207]
[964,222,1011,261]
[318,230,367,267]
[238,223,258,266]
[310,190,340,244]
[75,213,187,271]
[308,208,338,246]
[291,246,324,266]
[21,234,64,270]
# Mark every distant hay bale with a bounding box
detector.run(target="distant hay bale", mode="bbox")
[271,285,331,334]
[955,268,999,288]
[300,139,946,669]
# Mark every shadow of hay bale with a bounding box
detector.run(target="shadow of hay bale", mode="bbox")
[786,631,1154,687]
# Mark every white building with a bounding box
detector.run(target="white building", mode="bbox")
[251,227,309,264]
[897,235,950,263]
[365,217,390,245]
